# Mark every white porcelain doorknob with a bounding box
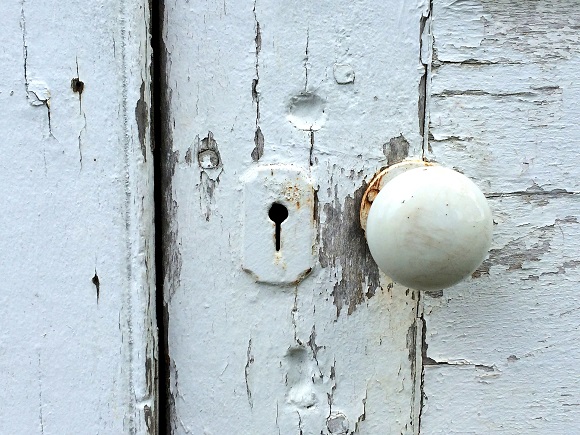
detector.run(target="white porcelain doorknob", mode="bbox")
[360,161,493,291]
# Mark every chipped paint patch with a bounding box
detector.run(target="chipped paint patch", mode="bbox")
[287,93,326,131]
[92,271,100,302]
[383,134,410,166]
[320,182,380,317]
[136,81,148,161]
[196,131,223,221]
[473,223,555,277]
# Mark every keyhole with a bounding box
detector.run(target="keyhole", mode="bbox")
[268,203,288,251]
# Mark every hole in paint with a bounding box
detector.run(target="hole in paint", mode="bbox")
[71,77,84,94]
[268,203,288,251]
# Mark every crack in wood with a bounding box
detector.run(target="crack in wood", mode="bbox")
[245,338,254,409]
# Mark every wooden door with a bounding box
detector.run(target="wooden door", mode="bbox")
[421,1,580,433]
[160,1,427,433]
[160,0,580,434]
[3,0,579,433]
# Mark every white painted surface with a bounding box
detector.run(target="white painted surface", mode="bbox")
[422,0,580,432]
[161,0,429,433]
[0,1,155,433]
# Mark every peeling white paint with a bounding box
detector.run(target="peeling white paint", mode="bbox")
[26,79,50,105]
[163,0,428,432]
[0,1,156,433]
[422,1,580,432]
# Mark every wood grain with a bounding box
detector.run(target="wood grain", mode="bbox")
[423,1,580,432]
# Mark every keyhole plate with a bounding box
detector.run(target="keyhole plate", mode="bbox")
[242,165,315,285]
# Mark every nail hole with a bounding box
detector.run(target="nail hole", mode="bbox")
[71,77,84,94]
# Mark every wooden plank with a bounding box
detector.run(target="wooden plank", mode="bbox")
[428,0,580,194]
[161,1,429,433]
[0,1,156,433]
[422,197,580,433]
[422,1,580,432]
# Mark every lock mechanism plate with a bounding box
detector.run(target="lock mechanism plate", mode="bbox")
[241,164,315,285]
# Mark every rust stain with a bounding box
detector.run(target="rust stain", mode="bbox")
[283,182,303,204]
[360,160,434,231]
[359,169,386,231]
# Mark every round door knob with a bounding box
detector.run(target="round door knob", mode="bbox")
[360,161,492,291]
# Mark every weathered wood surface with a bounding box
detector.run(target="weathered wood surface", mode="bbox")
[161,1,430,433]
[0,1,156,433]
[423,1,580,432]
